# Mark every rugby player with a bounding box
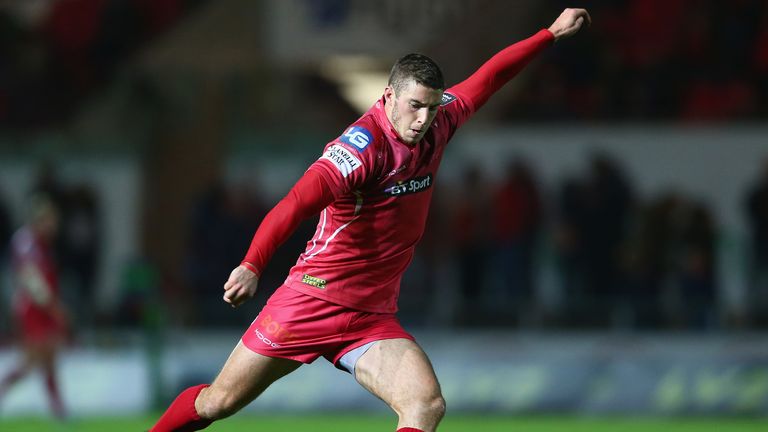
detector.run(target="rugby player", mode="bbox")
[151,8,590,432]
[0,196,68,418]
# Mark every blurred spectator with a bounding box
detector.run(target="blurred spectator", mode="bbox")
[623,194,679,328]
[625,193,719,330]
[553,176,586,319]
[582,153,634,321]
[182,180,265,326]
[59,183,101,328]
[30,163,67,210]
[674,202,718,329]
[744,158,768,325]
[557,152,635,326]
[29,164,104,329]
[0,195,69,419]
[490,158,542,321]
[451,164,491,324]
[29,163,70,270]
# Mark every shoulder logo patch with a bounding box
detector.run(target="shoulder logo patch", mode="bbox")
[321,144,362,178]
[340,126,373,151]
[441,92,457,106]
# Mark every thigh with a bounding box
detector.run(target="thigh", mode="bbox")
[354,338,441,408]
[242,286,348,364]
[198,340,302,414]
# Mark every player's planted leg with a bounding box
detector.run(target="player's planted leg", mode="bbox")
[41,347,66,419]
[354,338,445,432]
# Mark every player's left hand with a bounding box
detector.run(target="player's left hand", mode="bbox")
[223,265,260,308]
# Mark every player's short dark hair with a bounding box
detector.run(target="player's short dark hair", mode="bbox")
[388,53,444,95]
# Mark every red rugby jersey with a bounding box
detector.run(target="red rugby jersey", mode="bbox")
[283,88,473,312]
[10,226,59,314]
[245,29,555,313]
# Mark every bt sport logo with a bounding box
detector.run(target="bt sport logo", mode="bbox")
[384,173,433,196]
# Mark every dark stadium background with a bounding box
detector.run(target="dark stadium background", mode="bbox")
[1,0,767,430]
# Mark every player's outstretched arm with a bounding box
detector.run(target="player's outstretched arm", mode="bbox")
[449,7,590,111]
[547,8,591,41]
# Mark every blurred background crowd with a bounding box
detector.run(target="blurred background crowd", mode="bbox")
[1,0,768,342]
[515,0,768,122]
[1,0,767,127]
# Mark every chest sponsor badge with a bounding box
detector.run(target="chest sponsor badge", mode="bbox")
[322,144,362,178]
[340,126,373,151]
[384,173,433,196]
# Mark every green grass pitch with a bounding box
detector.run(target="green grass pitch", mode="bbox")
[1,414,766,432]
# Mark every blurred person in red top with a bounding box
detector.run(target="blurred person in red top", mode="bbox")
[491,158,542,316]
[0,195,68,419]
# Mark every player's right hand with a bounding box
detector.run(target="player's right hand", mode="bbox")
[547,8,591,41]
[223,265,259,308]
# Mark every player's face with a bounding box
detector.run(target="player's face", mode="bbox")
[384,80,443,145]
[38,208,59,239]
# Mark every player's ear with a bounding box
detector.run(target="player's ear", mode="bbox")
[384,86,395,104]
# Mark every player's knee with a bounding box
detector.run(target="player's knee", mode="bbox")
[398,394,446,422]
[196,388,241,420]
[428,395,447,420]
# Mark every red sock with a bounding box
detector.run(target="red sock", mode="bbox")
[397,428,425,432]
[150,384,212,432]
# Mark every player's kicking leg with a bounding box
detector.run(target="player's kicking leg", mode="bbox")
[354,338,446,432]
[150,340,301,431]
[40,342,66,418]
